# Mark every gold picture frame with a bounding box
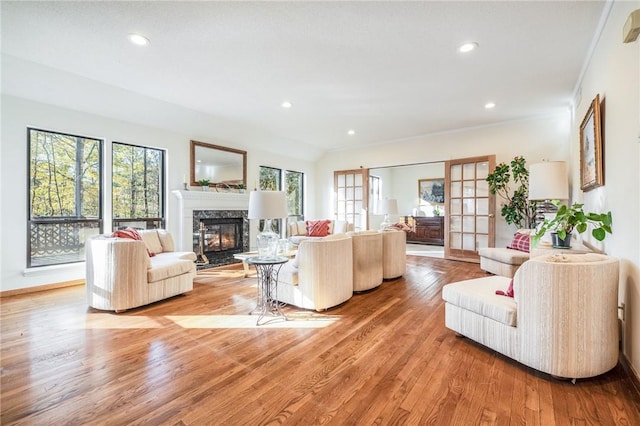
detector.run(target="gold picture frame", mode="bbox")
[579,94,603,191]
[418,178,445,204]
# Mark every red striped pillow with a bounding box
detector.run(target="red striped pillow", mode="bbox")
[508,232,530,253]
[112,227,155,256]
[306,220,330,237]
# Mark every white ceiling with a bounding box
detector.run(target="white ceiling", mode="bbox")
[1,1,607,158]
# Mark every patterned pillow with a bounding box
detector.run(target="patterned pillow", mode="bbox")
[508,232,530,253]
[306,220,330,237]
[112,227,155,256]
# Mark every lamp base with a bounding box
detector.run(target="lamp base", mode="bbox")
[257,219,279,260]
[534,200,558,227]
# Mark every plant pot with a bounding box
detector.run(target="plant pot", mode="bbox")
[551,232,571,249]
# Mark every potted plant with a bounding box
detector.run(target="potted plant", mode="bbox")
[237,183,246,193]
[532,200,612,248]
[197,179,210,191]
[486,156,537,229]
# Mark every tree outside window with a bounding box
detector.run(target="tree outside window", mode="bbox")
[112,142,165,230]
[28,128,102,267]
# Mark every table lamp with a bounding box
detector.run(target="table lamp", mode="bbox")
[248,190,288,259]
[528,161,569,225]
[378,198,398,229]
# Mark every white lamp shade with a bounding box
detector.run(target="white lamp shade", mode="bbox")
[528,162,569,201]
[378,198,399,215]
[248,190,288,219]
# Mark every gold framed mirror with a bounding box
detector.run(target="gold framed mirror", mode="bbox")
[190,140,247,189]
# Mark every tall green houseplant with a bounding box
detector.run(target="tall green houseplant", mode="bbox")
[486,156,537,229]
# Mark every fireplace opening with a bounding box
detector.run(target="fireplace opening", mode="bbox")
[193,210,249,269]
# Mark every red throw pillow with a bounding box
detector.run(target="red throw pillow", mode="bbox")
[112,227,155,256]
[112,227,142,241]
[495,278,514,298]
[508,232,530,253]
[306,220,330,237]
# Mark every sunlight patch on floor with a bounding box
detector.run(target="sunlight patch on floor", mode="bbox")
[165,313,341,329]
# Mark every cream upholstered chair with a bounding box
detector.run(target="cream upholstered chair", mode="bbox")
[380,229,406,280]
[348,230,383,292]
[277,234,353,311]
[86,230,196,312]
[443,253,619,380]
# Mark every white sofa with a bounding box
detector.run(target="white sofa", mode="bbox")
[443,253,619,380]
[86,229,196,312]
[277,234,354,311]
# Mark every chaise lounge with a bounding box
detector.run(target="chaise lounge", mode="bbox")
[442,253,619,380]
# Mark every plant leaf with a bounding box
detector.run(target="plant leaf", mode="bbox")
[592,228,605,241]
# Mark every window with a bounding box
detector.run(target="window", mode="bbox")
[259,166,304,233]
[284,170,304,221]
[369,175,381,215]
[258,166,281,191]
[28,128,102,267]
[112,142,165,230]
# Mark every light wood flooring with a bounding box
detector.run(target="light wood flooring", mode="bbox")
[2,256,639,425]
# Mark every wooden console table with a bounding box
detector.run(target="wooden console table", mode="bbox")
[401,216,444,246]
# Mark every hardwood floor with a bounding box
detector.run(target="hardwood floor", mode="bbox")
[2,256,639,425]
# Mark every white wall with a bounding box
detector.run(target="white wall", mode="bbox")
[0,95,314,292]
[316,113,571,245]
[571,1,639,380]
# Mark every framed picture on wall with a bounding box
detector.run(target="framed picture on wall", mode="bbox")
[579,94,604,191]
[418,178,445,204]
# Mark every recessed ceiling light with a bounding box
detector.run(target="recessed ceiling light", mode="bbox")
[128,33,150,46]
[347,130,355,136]
[458,42,478,53]
[281,101,293,108]
[485,102,496,109]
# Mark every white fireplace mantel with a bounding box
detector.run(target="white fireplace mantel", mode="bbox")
[172,190,250,251]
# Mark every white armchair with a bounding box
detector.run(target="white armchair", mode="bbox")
[348,230,383,292]
[443,253,619,379]
[380,229,406,280]
[277,234,353,311]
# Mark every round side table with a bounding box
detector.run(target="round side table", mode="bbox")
[246,256,289,326]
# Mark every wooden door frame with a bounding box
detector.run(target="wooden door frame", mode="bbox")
[444,155,496,262]
[334,169,370,230]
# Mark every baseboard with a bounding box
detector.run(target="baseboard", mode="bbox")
[620,352,640,399]
[0,279,84,298]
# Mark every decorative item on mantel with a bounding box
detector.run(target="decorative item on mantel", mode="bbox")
[197,179,210,191]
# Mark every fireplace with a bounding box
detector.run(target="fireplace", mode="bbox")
[193,209,249,268]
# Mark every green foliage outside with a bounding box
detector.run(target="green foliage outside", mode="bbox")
[112,143,163,219]
[30,129,101,218]
[259,166,303,219]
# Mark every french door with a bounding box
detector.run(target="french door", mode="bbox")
[334,169,369,231]
[445,156,495,262]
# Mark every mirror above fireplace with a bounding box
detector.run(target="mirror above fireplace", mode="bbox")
[190,140,247,189]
